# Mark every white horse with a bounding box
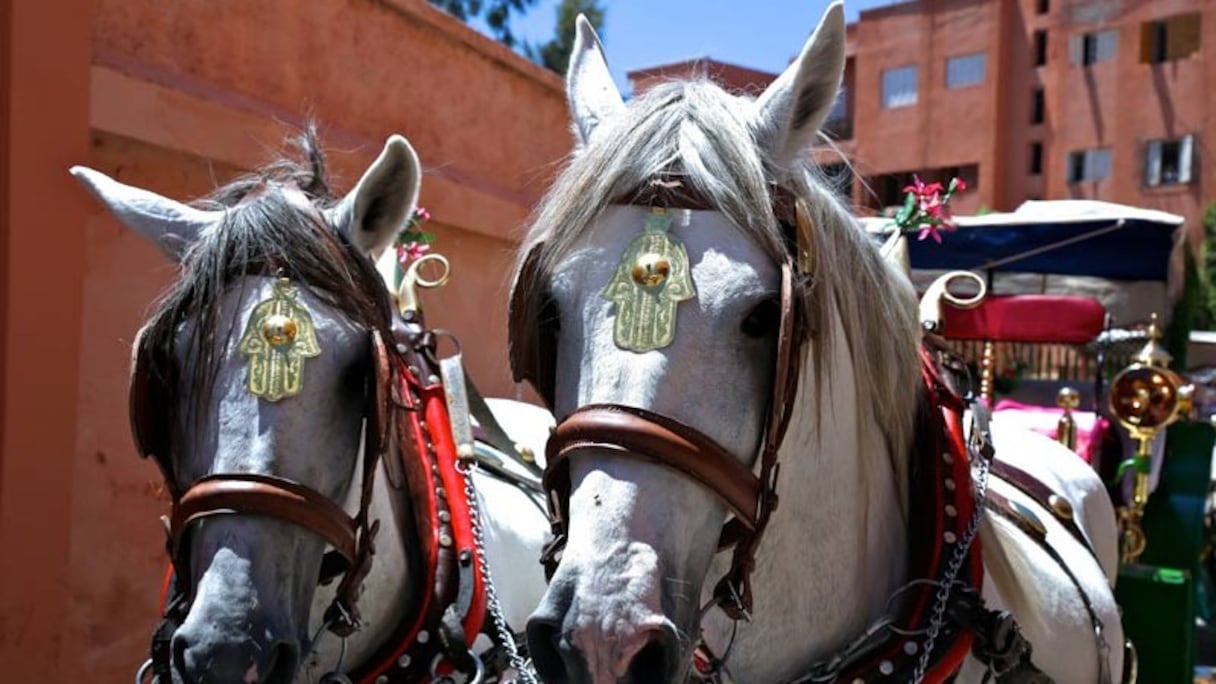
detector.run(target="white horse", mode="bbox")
[509,4,1125,682]
[71,131,551,684]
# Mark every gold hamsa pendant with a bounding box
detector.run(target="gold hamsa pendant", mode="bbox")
[601,208,696,352]
[237,278,322,401]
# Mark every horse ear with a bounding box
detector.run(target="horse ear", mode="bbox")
[753,1,847,170]
[69,166,220,261]
[566,14,624,146]
[330,134,421,261]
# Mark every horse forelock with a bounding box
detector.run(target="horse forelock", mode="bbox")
[140,127,394,444]
[515,79,922,491]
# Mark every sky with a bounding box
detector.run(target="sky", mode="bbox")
[470,0,902,94]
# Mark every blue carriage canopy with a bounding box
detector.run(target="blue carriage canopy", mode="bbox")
[862,200,1186,283]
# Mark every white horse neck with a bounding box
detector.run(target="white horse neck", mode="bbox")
[700,314,911,683]
[302,452,414,682]
[302,398,553,683]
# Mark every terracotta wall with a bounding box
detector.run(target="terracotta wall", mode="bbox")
[0,1,93,681]
[1040,0,1216,239]
[4,0,572,680]
[852,0,998,216]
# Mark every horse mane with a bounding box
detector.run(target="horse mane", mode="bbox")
[140,124,395,436]
[514,79,922,488]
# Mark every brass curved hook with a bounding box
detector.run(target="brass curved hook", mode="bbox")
[918,270,987,334]
[397,253,452,317]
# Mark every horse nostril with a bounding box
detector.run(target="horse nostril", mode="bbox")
[261,641,299,684]
[172,633,194,684]
[526,617,570,684]
[626,629,679,684]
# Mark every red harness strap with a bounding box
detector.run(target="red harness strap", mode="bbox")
[829,348,984,683]
[353,365,489,684]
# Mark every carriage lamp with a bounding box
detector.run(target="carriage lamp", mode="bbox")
[1108,314,1194,565]
[1056,387,1080,452]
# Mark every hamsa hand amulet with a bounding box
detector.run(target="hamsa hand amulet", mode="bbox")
[238,277,322,401]
[601,208,696,352]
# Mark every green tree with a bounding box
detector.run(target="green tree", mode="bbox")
[526,0,606,75]
[1200,200,1216,327]
[428,0,538,48]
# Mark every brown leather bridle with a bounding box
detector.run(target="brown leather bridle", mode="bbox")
[508,177,808,619]
[130,319,395,639]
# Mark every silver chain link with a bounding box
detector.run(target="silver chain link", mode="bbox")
[457,460,541,684]
[911,416,992,684]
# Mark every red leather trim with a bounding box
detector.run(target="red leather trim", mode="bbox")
[357,367,441,684]
[420,379,489,645]
[941,294,1105,344]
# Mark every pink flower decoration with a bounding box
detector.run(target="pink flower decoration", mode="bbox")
[397,242,431,265]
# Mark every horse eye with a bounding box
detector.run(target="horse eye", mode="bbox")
[740,298,780,339]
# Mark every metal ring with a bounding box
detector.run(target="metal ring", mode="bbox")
[429,649,485,684]
[918,270,987,333]
[135,659,155,684]
[939,271,986,309]
[407,253,451,289]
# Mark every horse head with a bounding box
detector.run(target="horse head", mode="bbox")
[509,4,934,681]
[72,131,421,683]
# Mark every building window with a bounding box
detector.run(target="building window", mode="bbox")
[1036,0,1050,15]
[881,66,918,108]
[1145,134,1195,186]
[1029,142,1044,175]
[1034,30,1048,66]
[1067,148,1112,183]
[1071,29,1118,66]
[946,53,986,89]
[1141,13,1201,63]
[1031,88,1045,125]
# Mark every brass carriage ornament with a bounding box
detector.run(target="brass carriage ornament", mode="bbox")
[238,277,322,401]
[603,207,696,352]
[396,252,451,319]
[1108,313,1194,565]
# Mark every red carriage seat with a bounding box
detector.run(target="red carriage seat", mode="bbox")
[939,294,1111,463]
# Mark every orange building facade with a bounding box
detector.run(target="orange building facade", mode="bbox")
[1,0,571,680]
[627,0,1216,244]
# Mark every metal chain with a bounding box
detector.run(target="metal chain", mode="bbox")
[911,415,992,684]
[457,460,541,684]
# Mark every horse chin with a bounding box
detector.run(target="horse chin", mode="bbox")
[526,456,722,683]
[171,521,320,684]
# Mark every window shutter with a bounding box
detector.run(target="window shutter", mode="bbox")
[1169,14,1201,60]
[1139,22,1154,63]
[1097,30,1118,62]
[1178,134,1194,184]
[1145,140,1163,186]
[1069,35,1083,64]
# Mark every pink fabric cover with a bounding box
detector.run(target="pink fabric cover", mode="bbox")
[992,398,1109,464]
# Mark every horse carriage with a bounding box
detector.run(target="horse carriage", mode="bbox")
[65,2,1180,682]
[864,199,1216,683]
